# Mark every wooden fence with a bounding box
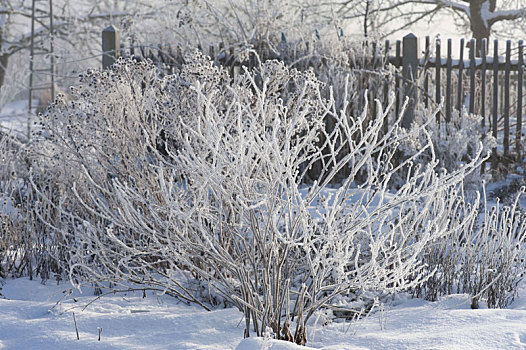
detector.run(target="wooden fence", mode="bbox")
[388,34,525,163]
[102,27,526,165]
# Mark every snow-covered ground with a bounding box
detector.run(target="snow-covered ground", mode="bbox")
[0,278,244,350]
[1,277,526,349]
[0,100,33,139]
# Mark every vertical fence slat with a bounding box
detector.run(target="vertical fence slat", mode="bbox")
[383,40,390,135]
[517,40,524,161]
[493,40,499,164]
[166,44,174,74]
[372,41,378,120]
[481,39,487,127]
[395,40,401,117]
[402,34,418,128]
[446,39,452,122]
[130,37,135,56]
[504,40,511,157]
[457,38,465,112]
[157,44,164,64]
[435,38,441,122]
[469,38,476,114]
[424,36,430,108]
[480,40,487,174]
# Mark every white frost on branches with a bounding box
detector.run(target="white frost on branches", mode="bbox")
[28,54,496,343]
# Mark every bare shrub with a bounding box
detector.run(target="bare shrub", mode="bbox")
[0,132,55,280]
[414,187,526,309]
[29,55,491,344]
[395,106,495,189]
[0,134,25,278]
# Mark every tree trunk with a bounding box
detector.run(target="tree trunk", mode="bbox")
[0,20,6,92]
[469,0,493,55]
[0,53,8,90]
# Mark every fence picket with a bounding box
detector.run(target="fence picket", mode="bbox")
[469,38,476,114]
[402,34,418,128]
[493,40,499,164]
[372,42,378,119]
[102,25,120,69]
[157,44,164,64]
[446,39,452,122]
[481,39,487,127]
[435,39,441,121]
[383,40,390,135]
[504,40,511,156]
[457,38,464,112]
[517,40,524,161]
[424,36,430,108]
[395,40,401,117]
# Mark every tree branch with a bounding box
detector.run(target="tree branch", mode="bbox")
[362,0,470,17]
[488,7,526,26]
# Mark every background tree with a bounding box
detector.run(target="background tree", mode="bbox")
[337,0,526,53]
[0,0,156,108]
[121,0,325,55]
[1,0,321,109]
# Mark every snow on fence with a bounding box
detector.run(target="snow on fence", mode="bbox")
[102,27,526,167]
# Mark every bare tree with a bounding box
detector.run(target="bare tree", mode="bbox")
[337,0,526,52]
[125,0,326,54]
[0,0,156,105]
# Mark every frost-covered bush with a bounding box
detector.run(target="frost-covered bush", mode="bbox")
[289,38,392,142]
[0,134,25,279]
[0,131,62,281]
[27,58,185,285]
[414,187,526,309]
[127,0,389,143]
[395,106,495,189]
[34,56,487,344]
[233,38,393,182]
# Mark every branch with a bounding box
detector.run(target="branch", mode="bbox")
[380,9,442,38]
[2,10,140,56]
[361,0,469,17]
[488,7,526,26]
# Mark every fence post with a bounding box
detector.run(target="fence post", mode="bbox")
[402,33,418,128]
[503,40,511,157]
[102,25,120,69]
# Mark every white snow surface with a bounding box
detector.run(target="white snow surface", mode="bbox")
[1,278,526,349]
[0,100,32,139]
